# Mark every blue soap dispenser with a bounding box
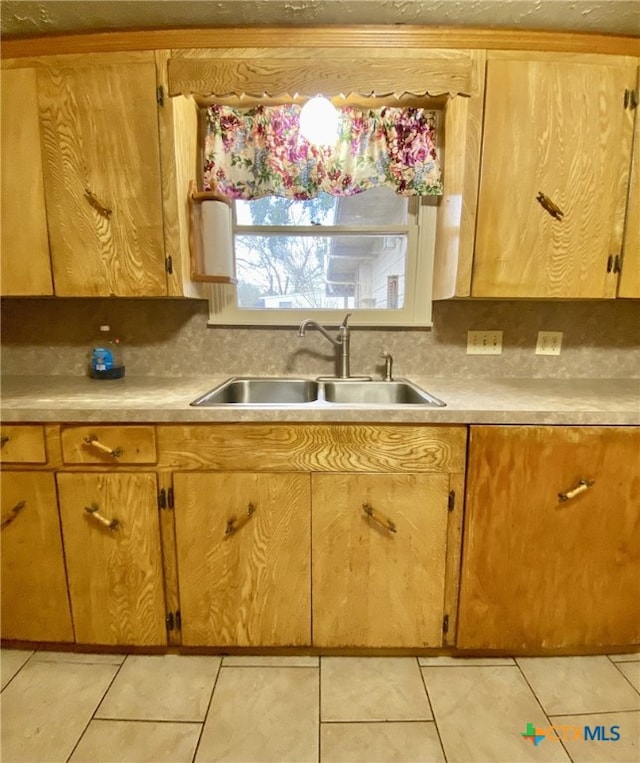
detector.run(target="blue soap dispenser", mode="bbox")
[89,325,125,380]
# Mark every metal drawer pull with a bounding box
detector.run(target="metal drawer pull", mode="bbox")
[84,188,112,219]
[536,192,564,221]
[558,479,595,503]
[0,435,9,448]
[85,503,120,530]
[225,502,256,537]
[362,502,397,533]
[1,500,26,530]
[83,435,122,459]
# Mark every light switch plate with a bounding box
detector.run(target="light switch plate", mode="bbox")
[536,331,563,355]
[467,330,503,355]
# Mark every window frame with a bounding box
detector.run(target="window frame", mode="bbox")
[207,197,438,327]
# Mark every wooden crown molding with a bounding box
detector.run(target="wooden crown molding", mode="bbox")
[2,25,639,59]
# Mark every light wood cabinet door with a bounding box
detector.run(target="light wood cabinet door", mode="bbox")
[458,426,640,651]
[37,63,167,296]
[1,68,53,296]
[312,472,450,648]
[173,472,311,647]
[619,66,640,297]
[1,472,74,642]
[473,58,637,298]
[56,472,166,646]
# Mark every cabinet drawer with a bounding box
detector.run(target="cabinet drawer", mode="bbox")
[61,425,157,465]
[0,425,47,464]
[158,424,467,473]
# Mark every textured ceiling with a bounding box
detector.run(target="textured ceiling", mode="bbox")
[1,0,639,39]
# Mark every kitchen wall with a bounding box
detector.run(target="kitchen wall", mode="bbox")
[1,297,638,379]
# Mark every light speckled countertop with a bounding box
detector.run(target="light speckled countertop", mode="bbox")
[1,375,638,425]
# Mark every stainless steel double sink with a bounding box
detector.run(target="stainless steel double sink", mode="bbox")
[190,377,445,407]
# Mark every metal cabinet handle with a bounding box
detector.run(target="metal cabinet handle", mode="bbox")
[83,435,122,459]
[1,500,26,530]
[536,192,564,221]
[0,435,9,448]
[558,479,595,503]
[225,502,256,537]
[84,188,112,219]
[85,503,119,530]
[362,502,397,533]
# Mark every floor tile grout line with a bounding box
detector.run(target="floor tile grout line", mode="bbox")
[609,659,640,698]
[0,649,37,693]
[513,658,574,763]
[219,663,319,669]
[84,716,206,725]
[321,719,442,725]
[548,708,640,719]
[64,652,128,763]
[416,661,516,667]
[191,657,223,763]
[607,656,640,664]
[418,658,448,763]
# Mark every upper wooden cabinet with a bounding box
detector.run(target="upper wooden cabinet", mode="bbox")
[0,68,53,296]
[472,55,637,298]
[618,64,640,298]
[37,61,168,296]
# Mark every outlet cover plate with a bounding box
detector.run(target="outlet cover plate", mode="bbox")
[467,330,503,355]
[536,331,563,355]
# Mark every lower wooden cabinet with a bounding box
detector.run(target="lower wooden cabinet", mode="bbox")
[312,473,450,648]
[160,423,466,649]
[1,471,74,642]
[457,426,640,651]
[56,472,167,646]
[172,471,311,647]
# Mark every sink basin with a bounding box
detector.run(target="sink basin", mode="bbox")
[191,377,319,406]
[191,377,445,407]
[323,380,445,407]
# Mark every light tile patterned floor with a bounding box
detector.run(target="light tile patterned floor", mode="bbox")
[1,650,638,763]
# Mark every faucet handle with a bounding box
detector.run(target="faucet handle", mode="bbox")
[340,313,352,328]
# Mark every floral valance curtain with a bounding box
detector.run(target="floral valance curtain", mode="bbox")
[203,104,443,200]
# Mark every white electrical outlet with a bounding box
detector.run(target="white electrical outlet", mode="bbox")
[467,330,503,355]
[536,331,563,355]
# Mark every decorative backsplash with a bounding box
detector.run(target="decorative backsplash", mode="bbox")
[1,297,638,379]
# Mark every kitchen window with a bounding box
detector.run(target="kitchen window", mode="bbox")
[203,103,441,327]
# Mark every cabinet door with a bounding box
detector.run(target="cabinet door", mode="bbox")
[619,66,640,297]
[312,473,450,648]
[473,58,636,298]
[56,472,166,646]
[458,426,640,650]
[173,472,311,647]
[37,62,167,296]
[1,68,53,296]
[1,472,74,642]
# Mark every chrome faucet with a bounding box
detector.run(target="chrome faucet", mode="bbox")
[380,351,394,382]
[298,313,352,378]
